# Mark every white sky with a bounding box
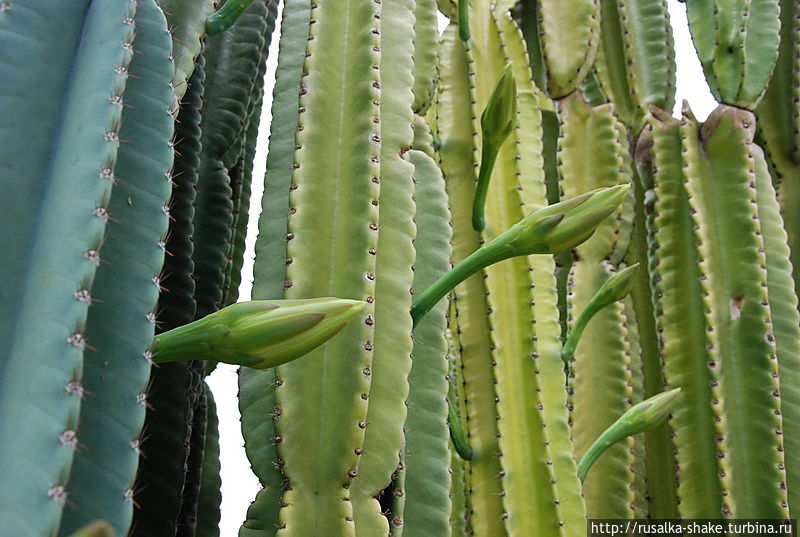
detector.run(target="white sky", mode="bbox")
[206,1,717,534]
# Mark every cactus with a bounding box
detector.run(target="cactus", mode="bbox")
[4,0,800,536]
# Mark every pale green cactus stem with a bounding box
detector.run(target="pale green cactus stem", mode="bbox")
[412,184,630,326]
[153,299,366,368]
[458,0,470,41]
[67,522,114,537]
[561,263,638,362]
[472,64,517,231]
[206,0,257,35]
[577,389,681,483]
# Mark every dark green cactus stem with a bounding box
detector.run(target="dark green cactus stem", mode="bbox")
[412,184,630,326]
[448,400,474,460]
[153,299,366,368]
[577,389,681,482]
[176,385,208,537]
[458,0,470,41]
[472,64,517,231]
[561,263,638,362]
[196,386,222,537]
[206,0,258,35]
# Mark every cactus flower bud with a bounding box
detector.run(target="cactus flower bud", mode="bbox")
[67,521,115,537]
[205,0,256,35]
[561,262,639,362]
[413,185,630,326]
[153,298,366,369]
[473,65,518,231]
[577,388,681,482]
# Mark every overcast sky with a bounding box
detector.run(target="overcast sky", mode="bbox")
[206,2,718,534]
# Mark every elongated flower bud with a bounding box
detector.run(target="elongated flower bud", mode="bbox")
[561,263,639,362]
[473,65,517,231]
[206,0,256,35]
[413,185,630,326]
[153,298,366,369]
[577,388,681,482]
[67,521,115,537]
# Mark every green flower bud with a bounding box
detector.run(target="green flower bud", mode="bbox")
[473,65,518,231]
[412,185,629,326]
[481,64,517,150]
[67,521,115,537]
[577,388,681,482]
[561,262,639,362]
[153,298,366,369]
[205,0,256,35]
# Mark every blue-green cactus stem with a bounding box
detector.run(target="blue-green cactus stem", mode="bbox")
[240,1,311,533]
[206,0,257,35]
[195,385,222,537]
[412,185,630,326]
[57,2,175,534]
[0,1,136,534]
[239,489,277,537]
[681,104,787,518]
[271,0,381,532]
[159,0,215,101]
[561,264,638,362]
[578,389,681,482]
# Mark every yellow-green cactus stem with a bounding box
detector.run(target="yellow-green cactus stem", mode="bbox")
[153,299,366,369]
[559,93,635,519]
[239,1,312,533]
[67,521,115,537]
[561,263,638,362]
[412,184,630,326]
[472,64,517,231]
[578,389,681,482]
[638,110,725,518]
[271,0,382,532]
[681,104,787,518]
[159,0,216,102]
[351,0,417,533]
[435,23,504,537]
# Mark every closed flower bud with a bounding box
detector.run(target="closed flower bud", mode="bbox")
[153,298,366,369]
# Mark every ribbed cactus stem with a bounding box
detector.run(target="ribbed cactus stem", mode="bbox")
[561,263,638,362]
[577,389,681,483]
[206,0,257,35]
